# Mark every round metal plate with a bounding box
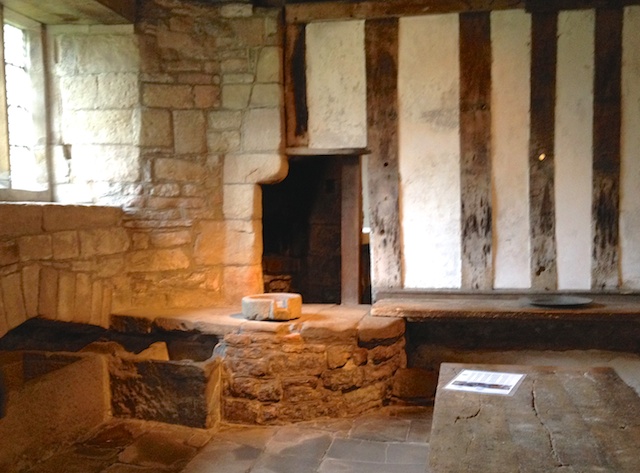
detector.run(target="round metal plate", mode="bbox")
[527,295,593,307]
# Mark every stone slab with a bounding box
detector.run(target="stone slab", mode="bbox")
[372,294,640,322]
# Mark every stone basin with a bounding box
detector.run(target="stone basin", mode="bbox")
[241,293,302,321]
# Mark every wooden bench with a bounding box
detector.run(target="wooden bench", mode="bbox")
[429,363,640,472]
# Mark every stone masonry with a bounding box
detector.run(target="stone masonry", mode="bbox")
[220,310,407,424]
[6,0,290,320]
[0,203,127,338]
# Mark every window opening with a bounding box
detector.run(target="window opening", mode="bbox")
[1,12,48,195]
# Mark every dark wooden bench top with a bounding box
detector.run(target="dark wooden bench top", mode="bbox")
[429,363,640,472]
[371,293,640,322]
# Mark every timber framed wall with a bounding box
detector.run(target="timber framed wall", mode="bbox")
[284,0,640,300]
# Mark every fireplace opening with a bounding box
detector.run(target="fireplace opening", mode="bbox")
[262,157,342,303]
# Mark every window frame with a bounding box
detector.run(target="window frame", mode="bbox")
[0,7,51,201]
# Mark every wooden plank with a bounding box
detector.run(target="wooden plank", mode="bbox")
[0,0,132,24]
[459,12,492,290]
[365,18,402,299]
[526,0,640,12]
[284,23,309,148]
[286,0,524,24]
[430,364,640,472]
[341,156,362,304]
[529,12,558,290]
[592,8,623,289]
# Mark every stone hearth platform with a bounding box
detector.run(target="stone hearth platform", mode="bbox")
[112,304,408,425]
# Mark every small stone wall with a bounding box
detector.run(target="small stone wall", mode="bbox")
[0,203,129,338]
[220,311,407,424]
[111,305,410,424]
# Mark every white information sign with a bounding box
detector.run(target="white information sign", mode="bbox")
[444,370,526,396]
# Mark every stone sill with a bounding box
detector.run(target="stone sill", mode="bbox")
[111,303,404,344]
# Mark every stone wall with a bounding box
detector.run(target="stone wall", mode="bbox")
[117,0,287,309]
[48,24,142,205]
[0,203,129,338]
[220,313,406,424]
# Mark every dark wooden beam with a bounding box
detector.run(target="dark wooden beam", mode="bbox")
[365,18,402,299]
[592,8,623,289]
[286,0,523,23]
[459,12,493,290]
[526,0,640,12]
[341,155,362,304]
[529,12,558,290]
[284,23,309,148]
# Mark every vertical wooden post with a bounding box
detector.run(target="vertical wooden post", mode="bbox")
[529,12,558,290]
[341,155,362,304]
[284,23,309,148]
[459,12,493,290]
[365,18,402,300]
[592,8,623,289]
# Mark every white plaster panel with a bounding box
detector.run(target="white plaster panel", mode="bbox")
[491,10,532,289]
[621,6,640,289]
[555,10,594,290]
[306,21,367,148]
[398,15,461,288]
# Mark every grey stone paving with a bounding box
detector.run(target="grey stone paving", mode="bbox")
[182,406,433,473]
[17,406,432,473]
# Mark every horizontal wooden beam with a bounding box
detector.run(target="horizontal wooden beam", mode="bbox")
[526,0,640,12]
[286,0,523,23]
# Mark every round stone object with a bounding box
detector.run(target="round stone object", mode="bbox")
[242,293,302,321]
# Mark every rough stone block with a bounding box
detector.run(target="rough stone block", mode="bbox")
[223,265,263,304]
[62,110,138,145]
[207,130,241,154]
[392,368,438,400]
[79,228,130,257]
[42,205,122,231]
[223,153,289,184]
[60,76,99,109]
[228,377,282,402]
[250,83,281,108]
[52,231,80,260]
[127,248,191,272]
[221,84,251,110]
[77,34,139,73]
[194,85,220,109]
[18,235,53,262]
[143,84,193,109]
[57,271,76,322]
[97,73,139,108]
[141,109,173,147]
[220,3,253,18]
[0,204,43,238]
[209,110,242,131]
[1,272,27,328]
[256,47,281,83]
[154,158,206,182]
[173,110,207,154]
[242,293,302,321]
[241,108,282,151]
[150,230,192,248]
[223,73,254,84]
[223,184,261,220]
[223,219,262,265]
[69,143,142,182]
[38,267,58,320]
[21,265,40,318]
[73,273,93,323]
[321,363,365,391]
[193,220,226,266]
[0,241,19,266]
[358,315,405,344]
[270,352,326,377]
[110,359,218,428]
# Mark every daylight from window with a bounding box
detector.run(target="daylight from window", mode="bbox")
[3,22,44,191]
